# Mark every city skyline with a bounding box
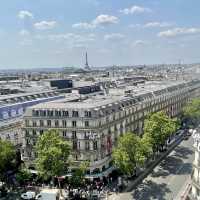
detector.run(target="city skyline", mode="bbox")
[0,0,200,68]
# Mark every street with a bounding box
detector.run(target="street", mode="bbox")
[110,136,194,200]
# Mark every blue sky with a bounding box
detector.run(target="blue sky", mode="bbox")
[0,0,200,68]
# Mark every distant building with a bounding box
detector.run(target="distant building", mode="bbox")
[50,79,73,89]
[0,91,65,148]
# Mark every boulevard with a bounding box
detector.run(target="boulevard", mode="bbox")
[110,136,194,200]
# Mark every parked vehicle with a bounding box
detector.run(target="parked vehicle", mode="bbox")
[35,189,60,200]
[21,191,36,200]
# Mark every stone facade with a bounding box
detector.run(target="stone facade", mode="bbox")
[22,80,200,179]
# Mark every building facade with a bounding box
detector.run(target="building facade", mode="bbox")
[22,80,200,179]
[190,129,200,200]
[0,91,64,147]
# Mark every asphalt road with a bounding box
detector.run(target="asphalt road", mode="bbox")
[110,136,194,200]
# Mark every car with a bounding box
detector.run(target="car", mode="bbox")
[21,191,36,200]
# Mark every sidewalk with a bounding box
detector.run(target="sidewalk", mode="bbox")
[174,177,191,200]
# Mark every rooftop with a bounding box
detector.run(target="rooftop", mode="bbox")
[29,80,193,110]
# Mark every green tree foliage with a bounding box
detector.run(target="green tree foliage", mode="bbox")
[143,111,177,152]
[140,135,153,159]
[16,169,32,185]
[35,130,71,180]
[183,98,200,127]
[112,133,149,176]
[70,161,89,187]
[0,140,16,180]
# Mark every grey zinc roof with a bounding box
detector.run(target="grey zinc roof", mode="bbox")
[26,79,195,111]
[30,95,130,110]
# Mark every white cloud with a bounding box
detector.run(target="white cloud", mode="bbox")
[18,10,33,19]
[129,22,172,29]
[93,14,119,26]
[120,5,152,15]
[104,33,125,40]
[158,27,200,37]
[34,21,57,30]
[72,22,95,29]
[19,29,30,36]
[144,22,172,28]
[72,14,118,29]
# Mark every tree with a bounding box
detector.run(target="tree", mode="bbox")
[182,98,200,128]
[16,169,32,185]
[140,135,153,160]
[112,133,148,176]
[0,140,16,181]
[70,161,89,187]
[35,130,71,181]
[143,111,177,153]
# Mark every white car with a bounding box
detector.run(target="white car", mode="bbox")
[21,191,36,200]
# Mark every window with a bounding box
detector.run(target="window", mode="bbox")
[93,141,98,150]
[85,121,89,127]
[73,141,77,150]
[63,131,67,137]
[72,121,77,127]
[78,142,80,149]
[62,111,69,117]
[62,120,67,127]
[47,110,54,117]
[55,120,59,127]
[25,120,29,127]
[32,121,37,127]
[72,131,77,139]
[72,111,79,117]
[85,111,91,117]
[55,110,61,117]
[40,130,44,135]
[25,130,29,136]
[33,110,39,116]
[40,110,46,117]
[47,120,51,127]
[84,132,89,139]
[85,141,90,150]
[40,120,44,126]
[32,130,37,136]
